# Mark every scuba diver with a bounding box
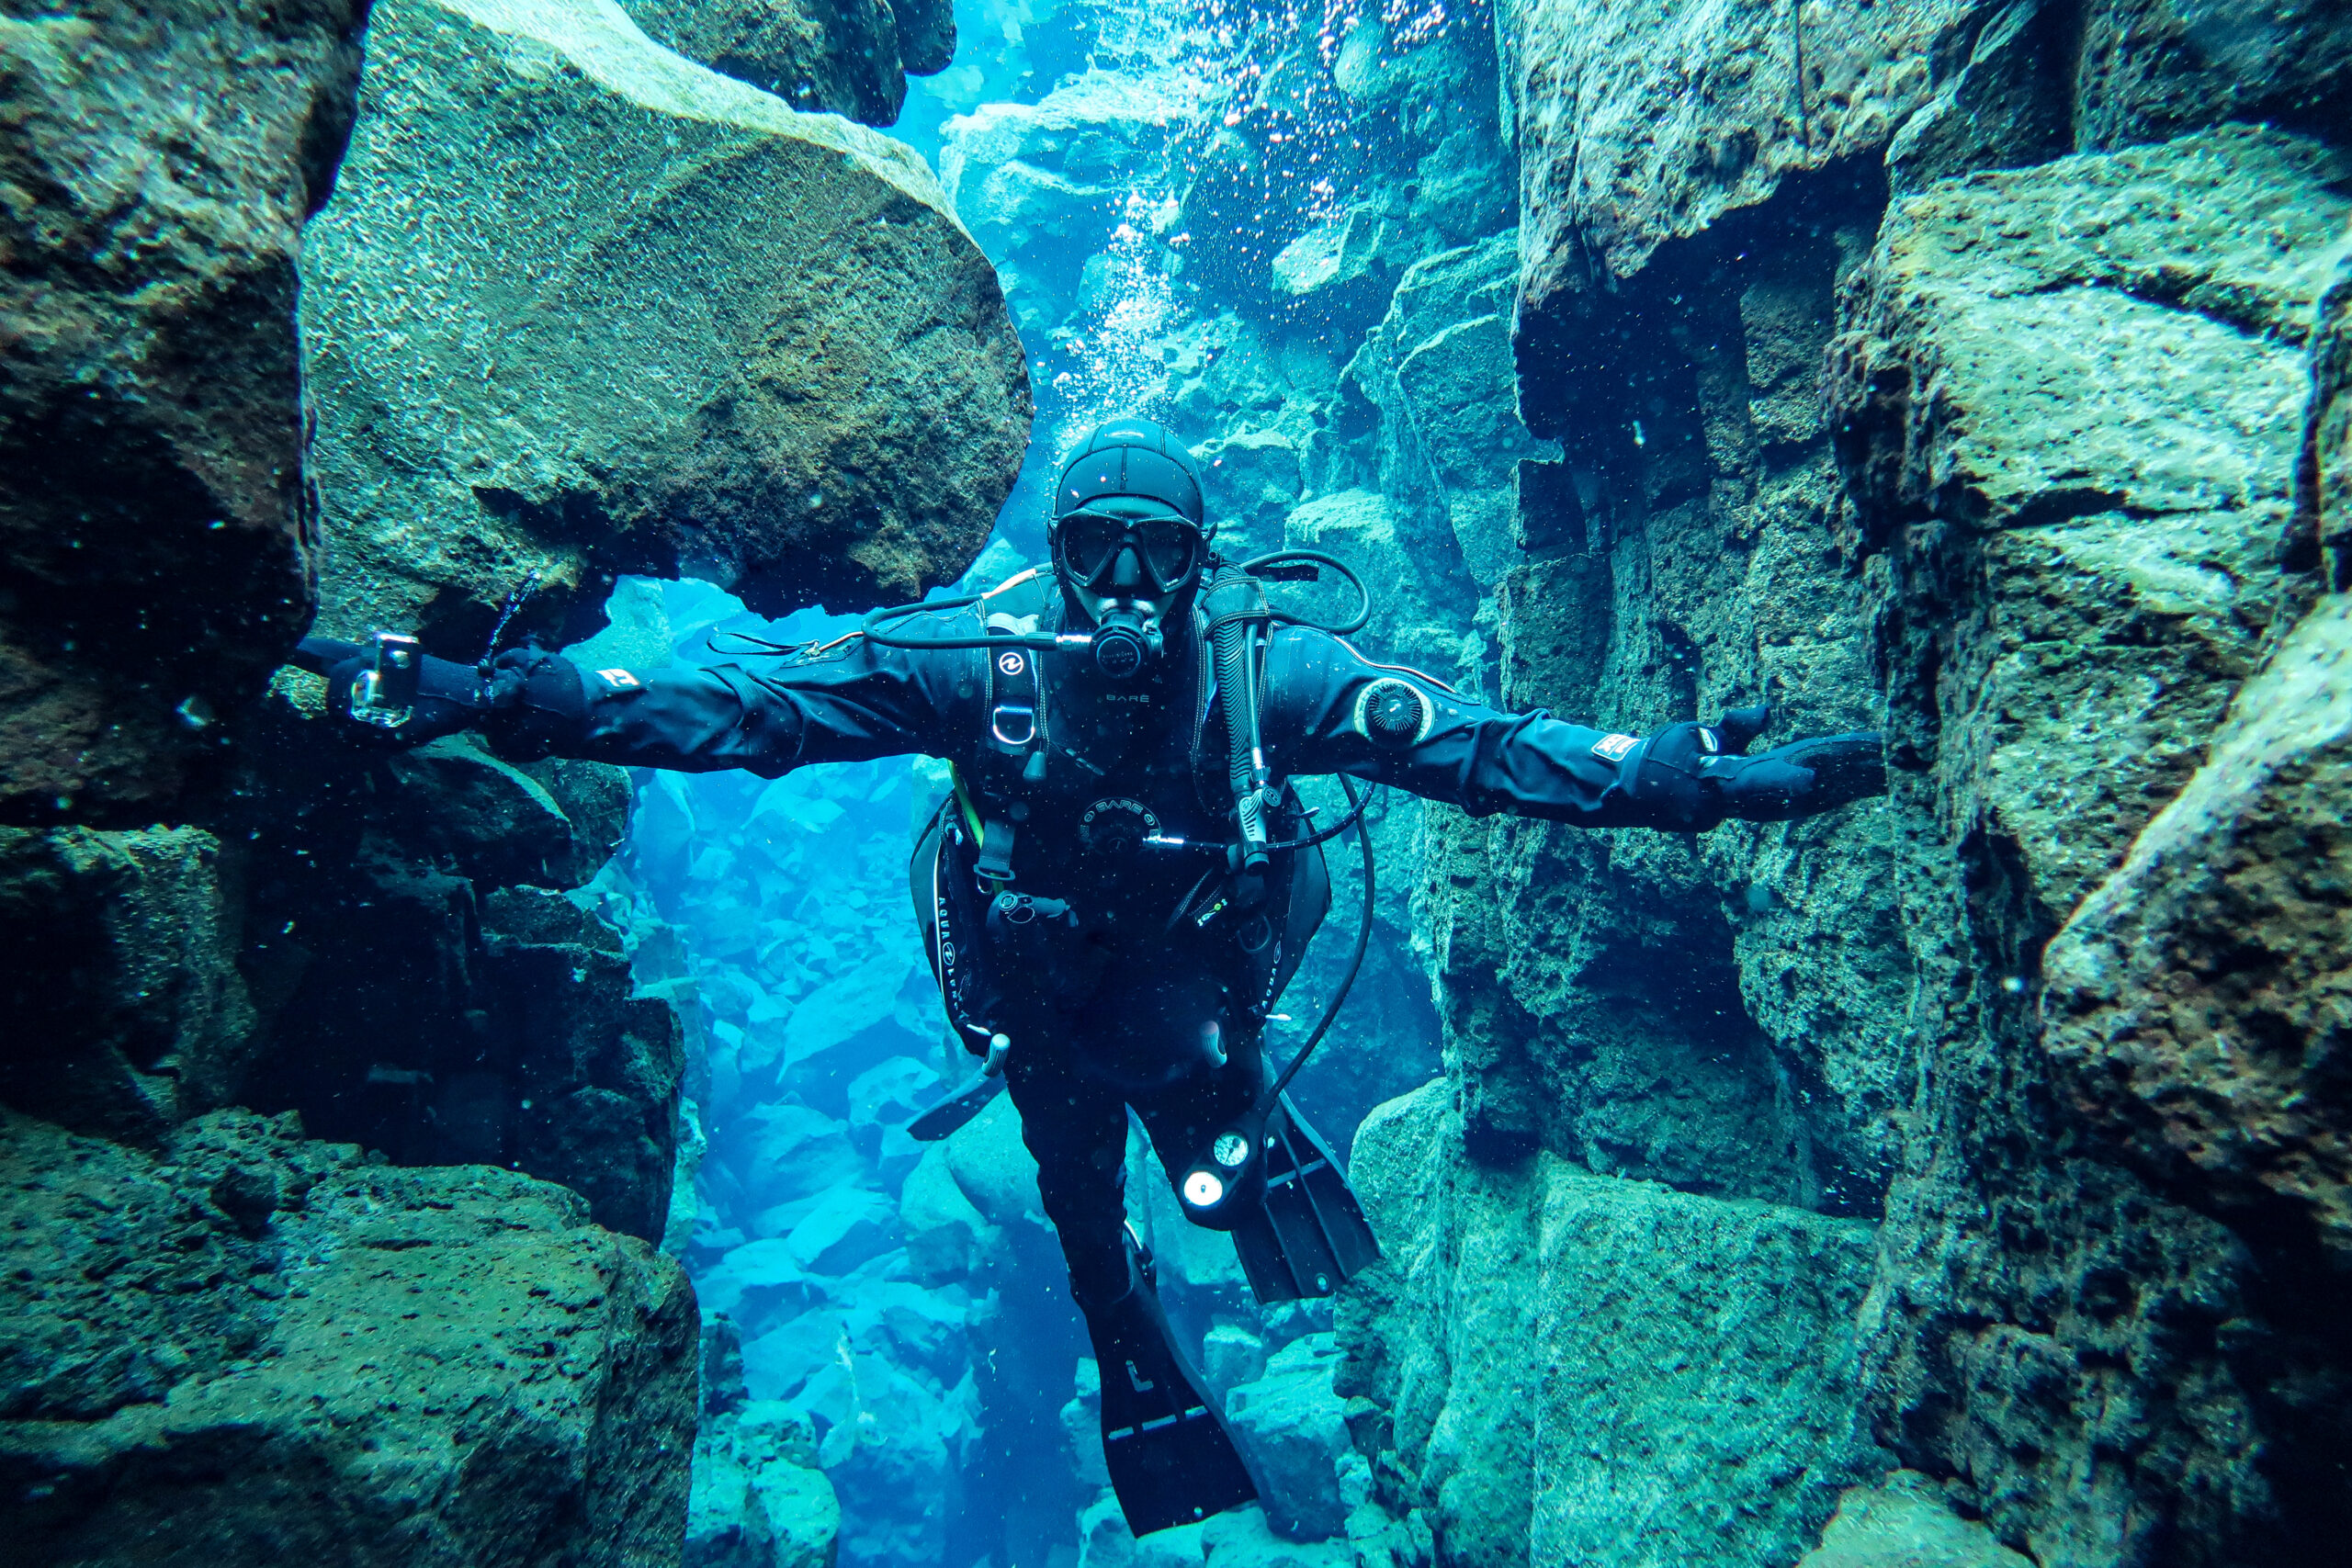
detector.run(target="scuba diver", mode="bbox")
[298,417,1885,1537]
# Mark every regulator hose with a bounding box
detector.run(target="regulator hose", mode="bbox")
[1261,773,1375,1111]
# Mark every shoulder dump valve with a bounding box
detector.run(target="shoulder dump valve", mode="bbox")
[1357,678,1430,750]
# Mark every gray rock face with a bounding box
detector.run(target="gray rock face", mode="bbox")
[1796,1472,2033,1568]
[0,826,256,1142]
[223,716,684,1244]
[0,0,367,818]
[624,0,954,126]
[1,1107,697,1566]
[303,0,1029,649]
[1833,125,2351,1567]
[1339,1081,1885,1568]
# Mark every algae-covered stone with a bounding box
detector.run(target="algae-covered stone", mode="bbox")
[687,1401,842,1568]
[1831,125,2350,918]
[304,0,1029,649]
[0,1107,697,1565]
[1224,1335,1353,1542]
[1340,1080,1886,1568]
[624,0,946,126]
[0,0,367,817]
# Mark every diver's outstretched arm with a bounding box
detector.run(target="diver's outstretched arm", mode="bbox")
[1260,627,1884,830]
[296,630,971,777]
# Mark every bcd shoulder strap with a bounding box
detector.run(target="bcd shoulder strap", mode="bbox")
[968,569,1054,886]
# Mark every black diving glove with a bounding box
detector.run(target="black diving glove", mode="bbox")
[1631,705,1885,828]
[298,637,585,754]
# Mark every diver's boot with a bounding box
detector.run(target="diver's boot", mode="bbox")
[1076,1229,1258,1536]
[1228,1098,1382,1305]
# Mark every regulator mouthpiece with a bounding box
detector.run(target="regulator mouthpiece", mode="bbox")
[1091,607,1161,682]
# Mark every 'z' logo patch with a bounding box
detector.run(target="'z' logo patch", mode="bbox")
[596,669,642,690]
[1590,732,1639,762]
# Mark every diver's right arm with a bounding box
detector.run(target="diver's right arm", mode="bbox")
[300,633,972,776]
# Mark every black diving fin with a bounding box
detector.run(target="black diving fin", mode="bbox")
[906,1071,1005,1142]
[1227,1100,1382,1304]
[1084,1233,1259,1536]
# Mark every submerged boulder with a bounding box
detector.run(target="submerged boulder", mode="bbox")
[1224,1334,1355,1542]
[0,0,368,818]
[939,72,1192,335]
[303,0,1029,651]
[0,1107,697,1565]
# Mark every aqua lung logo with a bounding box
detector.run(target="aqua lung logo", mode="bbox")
[998,651,1025,675]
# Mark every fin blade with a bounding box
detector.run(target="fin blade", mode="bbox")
[906,1072,1005,1142]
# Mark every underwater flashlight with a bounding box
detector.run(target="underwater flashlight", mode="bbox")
[1182,1169,1226,1209]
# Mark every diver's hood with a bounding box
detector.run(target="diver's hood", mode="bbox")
[1051,419,1210,681]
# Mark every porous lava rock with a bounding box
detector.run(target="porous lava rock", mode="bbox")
[302,0,1028,654]
[1828,125,2347,917]
[0,0,369,820]
[0,1106,697,1566]
[2042,592,2352,1261]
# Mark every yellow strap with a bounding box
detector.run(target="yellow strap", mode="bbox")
[949,764,1000,884]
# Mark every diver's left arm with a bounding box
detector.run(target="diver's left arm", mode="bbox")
[1261,630,1884,829]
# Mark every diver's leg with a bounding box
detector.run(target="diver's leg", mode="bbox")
[1134,1030,1383,1304]
[1003,1039,1131,1301]
[1005,1040,1257,1534]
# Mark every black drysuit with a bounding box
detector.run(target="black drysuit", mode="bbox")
[508,588,1752,1304]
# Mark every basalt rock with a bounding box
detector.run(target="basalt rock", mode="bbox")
[301,0,1028,654]
[231,720,683,1244]
[0,1106,697,1566]
[1348,5,2352,1565]
[0,0,369,820]
[1833,125,2350,1566]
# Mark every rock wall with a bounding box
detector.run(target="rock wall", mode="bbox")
[1340,3,2352,1566]
[0,0,1030,1559]
[0,0,368,821]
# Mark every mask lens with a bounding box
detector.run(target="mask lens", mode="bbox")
[1059,514,1125,582]
[1137,519,1199,589]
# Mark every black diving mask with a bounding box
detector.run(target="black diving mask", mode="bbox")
[1055,511,1204,595]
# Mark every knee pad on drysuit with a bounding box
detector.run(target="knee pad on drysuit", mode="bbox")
[1076,1232,1258,1537]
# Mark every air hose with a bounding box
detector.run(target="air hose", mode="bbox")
[1262,773,1374,1110]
